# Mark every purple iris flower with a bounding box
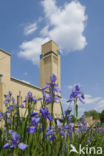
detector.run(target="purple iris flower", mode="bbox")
[75,85,80,91]
[3,92,13,105]
[7,105,13,110]
[20,104,24,108]
[7,118,11,125]
[23,96,28,103]
[81,93,85,99]
[30,112,38,117]
[3,143,10,149]
[88,137,91,144]
[55,120,61,128]
[3,131,28,151]
[12,97,15,103]
[54,96,59,103]
[96,128,100,133]
[68,116,73,124]
[12,132,20,142]
[59,131,65,136]
[43,93,52,105]
[79,98,85,104]
[9,129,13,134]
[49,136,56,141]
[9,91,12,96]
[81,117,86,125]
[50,74,57,83]
[67,85,85,104]
[0,113,2,117]
[4,100,9,105]
[42,83,49,91]
[69,124,74,133]
[46,129,54,136]
[47,126,54,131]
[53,86,61,94]
[32,117,40,125]
[69,132,72,140]
[40,107,53,122]
[47,115,53,122]
[26,127,36,134]
[18,143,28,151]
[63,124,69,130]
[24,92,37,104]
[28,91,32,97]
[3,112,7,117]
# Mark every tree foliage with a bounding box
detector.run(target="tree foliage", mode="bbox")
[100,110,104,124]
[83,110,100,120]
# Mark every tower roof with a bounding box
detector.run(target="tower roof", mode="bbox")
[41,40,59,56]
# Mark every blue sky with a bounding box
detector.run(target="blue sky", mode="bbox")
[0,0,104,117]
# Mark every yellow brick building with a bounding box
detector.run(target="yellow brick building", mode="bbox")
[0,40,62,118]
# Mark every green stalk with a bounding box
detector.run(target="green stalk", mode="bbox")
[74,100,77,125]
[51,86,54,118]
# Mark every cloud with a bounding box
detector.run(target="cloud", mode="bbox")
[95,100,104,112]
[67,83,82,89]
[62,98,68,106]
[18,37,49,65]
[68,85,75,89]
[18,0,87,65]
[24,22,37,36]
[79,107,85,113]
[41,0,87,52]
[85,94,101,104]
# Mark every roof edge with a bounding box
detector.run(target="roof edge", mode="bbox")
[11,77,42,91]
[0,49,11,56]
[42,40,59,47]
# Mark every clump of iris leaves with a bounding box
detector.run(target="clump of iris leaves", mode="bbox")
[0,74,104,156]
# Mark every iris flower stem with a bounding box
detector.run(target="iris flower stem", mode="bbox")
[13,150,16,156]
[67,134,70,154]
[50,85,54,128]
[74,100,77,125]
[51,87,54,118]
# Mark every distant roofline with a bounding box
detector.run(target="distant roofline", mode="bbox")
[0,49,11,56]
[11,77,42,91]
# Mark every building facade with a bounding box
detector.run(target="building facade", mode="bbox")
[0,40,62,118]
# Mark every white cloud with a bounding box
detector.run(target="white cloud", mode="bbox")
[85,94,101,104]
[67,83,82,89]
[40,25,49,37]
[79,107,85,113]
[24,22,37,36]
[18,0,87,65]
[18,37,49,65]
[95,100,104,112]
[68,85,75,89]
[62,98,68,105]
[41,0,87,52]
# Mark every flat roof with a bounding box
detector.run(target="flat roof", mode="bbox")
[11,77,42,92]
[0,49,11,56]
[42,40,59,47]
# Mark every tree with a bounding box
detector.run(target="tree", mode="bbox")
[100,110,104,124]
[83,110,100,120]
